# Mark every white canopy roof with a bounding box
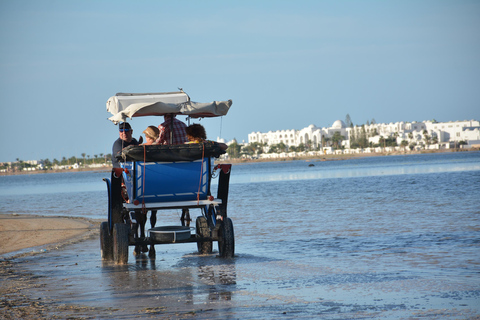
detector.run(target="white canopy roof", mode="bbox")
[106,91,232,124]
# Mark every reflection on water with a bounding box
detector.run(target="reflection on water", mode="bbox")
[230,152,480,183]
[97,247,238,308]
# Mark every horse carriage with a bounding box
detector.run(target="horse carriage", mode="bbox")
[100,91,234,264]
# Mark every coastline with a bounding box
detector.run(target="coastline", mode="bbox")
[1,148,474,177]
[217,148,474,165]
[0,215,102,319]
[0,214,99,257]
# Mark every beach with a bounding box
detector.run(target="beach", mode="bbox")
[0,214,100,319]
[0,214,96,255]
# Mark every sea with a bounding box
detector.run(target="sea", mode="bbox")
[1,151,479,319]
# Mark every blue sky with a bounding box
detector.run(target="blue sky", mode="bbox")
[1,0,479,162]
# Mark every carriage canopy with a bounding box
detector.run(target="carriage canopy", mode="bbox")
[106,91,232,124]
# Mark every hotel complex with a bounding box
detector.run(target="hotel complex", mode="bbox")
[247,119,480,155]
[4,119,480,172]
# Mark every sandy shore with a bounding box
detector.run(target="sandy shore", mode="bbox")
[0,214,101,319]
[0,214,96,255]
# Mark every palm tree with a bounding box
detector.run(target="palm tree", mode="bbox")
[306,140,313,151]
[325,136,331,147]
[268,144,278,153]
[423,130,431,147]
[358,125,368,148]
[81,153,86,167]
[331,132,345,149]
[42,158,52,169]
[400,140,408,152]
[242,144,257,157]
[227,141,242,158]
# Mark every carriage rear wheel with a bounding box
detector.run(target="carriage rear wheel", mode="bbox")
[218,218,234,258]
[196,216,213,254]
[113,223,129,264]
[100,222,113,260]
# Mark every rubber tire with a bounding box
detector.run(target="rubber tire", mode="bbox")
[196,216,213,254]
[100,221,113,260]
[218,218,235,258]
[109,171,124,233]
[113,223,129,264]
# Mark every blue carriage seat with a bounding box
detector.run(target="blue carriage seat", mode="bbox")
[117,143,225,204]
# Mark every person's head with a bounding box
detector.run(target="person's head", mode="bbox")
[119,122,133,142]
[186,124,207,142]
[164,114,175,121]
[143,125,160,144]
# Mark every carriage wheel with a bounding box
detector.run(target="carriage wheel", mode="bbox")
[109,171,124,233]
[196,216,213,254]
[100,222,113,260]
[218,218,235,258]
[113,223,129,264]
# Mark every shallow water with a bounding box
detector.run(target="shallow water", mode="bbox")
[2,152,480,318]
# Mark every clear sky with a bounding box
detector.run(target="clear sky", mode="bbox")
[1,0,479,163]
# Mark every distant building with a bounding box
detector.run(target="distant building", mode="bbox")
[248,119,480,151]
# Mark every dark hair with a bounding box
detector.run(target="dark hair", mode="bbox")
[186,124,207,140]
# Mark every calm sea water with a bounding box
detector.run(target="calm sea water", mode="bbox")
[2,152,480,318]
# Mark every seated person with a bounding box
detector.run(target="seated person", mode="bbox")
[185,123,207,143]
[186,124,228,150]
[142,126,160,145]
[156,114,187,145]
[112,122,139,168]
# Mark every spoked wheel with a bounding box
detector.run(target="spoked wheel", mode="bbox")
[100,221,113,260]
[218,218,235,258]
[113,223,129,264]
[196,216,213,254]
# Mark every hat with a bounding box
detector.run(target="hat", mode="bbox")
[119,122,132,130]
[143,126,160,140]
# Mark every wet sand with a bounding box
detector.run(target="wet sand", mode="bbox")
[0,214,99,319]
[0,214,95,255]
[0,215,238,319]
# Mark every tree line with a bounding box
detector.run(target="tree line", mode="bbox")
[1,153,112,171]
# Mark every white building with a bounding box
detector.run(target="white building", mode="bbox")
[248,122,346,150]
[248,119,480,151]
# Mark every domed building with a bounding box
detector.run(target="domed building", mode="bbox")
[327,120,348,137]
[332,120,347,129]
[247,118,480,155]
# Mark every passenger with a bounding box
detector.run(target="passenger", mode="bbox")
[112,122,139,168]
[142,126,160,145]
[156,115,189,226]
[185,123,207,143]
[185,123,228,150]
[156,114,187,145]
